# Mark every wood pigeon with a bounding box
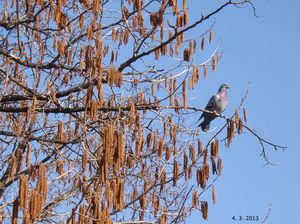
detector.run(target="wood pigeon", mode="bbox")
[198,83,230,132]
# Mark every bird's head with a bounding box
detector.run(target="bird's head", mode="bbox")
[218,83,230,92]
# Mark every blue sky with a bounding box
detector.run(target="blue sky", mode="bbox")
[186,0,300,223]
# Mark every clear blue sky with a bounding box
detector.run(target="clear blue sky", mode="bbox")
[186,0,300,223]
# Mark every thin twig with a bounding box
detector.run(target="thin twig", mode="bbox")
[261,203,272,223]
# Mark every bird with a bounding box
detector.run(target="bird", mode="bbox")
[198,83,230,132]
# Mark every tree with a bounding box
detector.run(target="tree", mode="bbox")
[0,0,285,223]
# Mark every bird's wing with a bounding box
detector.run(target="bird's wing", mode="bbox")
[198,94,220,121]
[205,94,220,111]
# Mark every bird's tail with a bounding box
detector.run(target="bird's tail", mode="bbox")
[199,119,210,132]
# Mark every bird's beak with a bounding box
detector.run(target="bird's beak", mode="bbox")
[226,84,230,89]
